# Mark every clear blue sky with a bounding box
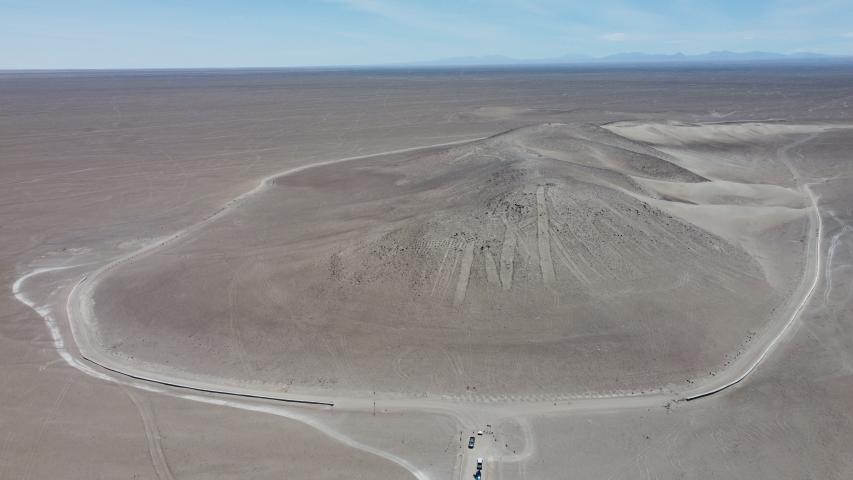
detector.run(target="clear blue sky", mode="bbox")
[2,0,852,69]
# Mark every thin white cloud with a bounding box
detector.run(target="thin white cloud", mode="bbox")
[325,0,505,39]
[600,32,628,41]
[327,0,399,19]
[497,0,550,16]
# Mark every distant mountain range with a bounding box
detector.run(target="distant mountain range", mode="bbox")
[400,51,851,67]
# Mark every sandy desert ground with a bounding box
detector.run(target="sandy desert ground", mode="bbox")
[3,65,853,479]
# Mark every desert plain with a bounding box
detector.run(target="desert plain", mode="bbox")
[3,65,853,479]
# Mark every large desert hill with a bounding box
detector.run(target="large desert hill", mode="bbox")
[90,121,815,400]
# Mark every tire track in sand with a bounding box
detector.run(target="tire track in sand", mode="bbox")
[125,389,176,480]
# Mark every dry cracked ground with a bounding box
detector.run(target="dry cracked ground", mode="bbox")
[3,66,853,479]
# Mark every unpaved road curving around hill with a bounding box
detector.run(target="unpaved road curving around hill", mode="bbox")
[677,132,826,401]
[82,121,836,401]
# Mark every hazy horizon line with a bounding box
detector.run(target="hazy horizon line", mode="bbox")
[2,50,852,73]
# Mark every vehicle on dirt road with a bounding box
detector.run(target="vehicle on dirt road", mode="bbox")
[468,436,476,448]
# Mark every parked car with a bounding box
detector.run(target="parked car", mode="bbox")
[477,458,484,470]
[468,436,476,449]
[473,470,482,480]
